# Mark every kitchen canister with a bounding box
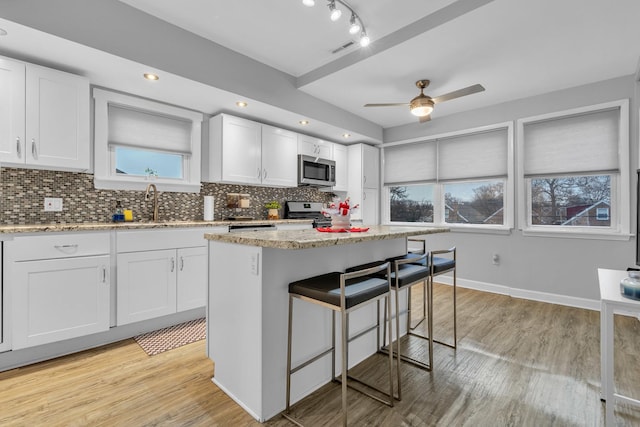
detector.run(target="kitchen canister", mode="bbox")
[620,270,640,300]
[204,195,215,221]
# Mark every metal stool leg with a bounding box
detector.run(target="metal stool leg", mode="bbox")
[286,294,294,414]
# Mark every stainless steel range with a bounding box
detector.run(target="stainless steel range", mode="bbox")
[284,201,332,228]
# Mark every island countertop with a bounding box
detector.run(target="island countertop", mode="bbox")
[204,225,449,250]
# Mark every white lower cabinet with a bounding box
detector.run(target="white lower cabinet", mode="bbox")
[6,232,110,350]
[176,247,208,312]
[116,228,221,326]
[117,249,178,325]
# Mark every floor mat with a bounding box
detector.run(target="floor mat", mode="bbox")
[134,318,205,356]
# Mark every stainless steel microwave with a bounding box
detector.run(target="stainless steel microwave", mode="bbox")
[298,155,336,186]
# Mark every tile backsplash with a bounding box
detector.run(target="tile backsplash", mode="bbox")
[0,168,334,225]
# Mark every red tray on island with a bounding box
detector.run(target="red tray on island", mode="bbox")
[316,227,369,233]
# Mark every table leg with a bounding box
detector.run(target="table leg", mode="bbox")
[604,301,615,425]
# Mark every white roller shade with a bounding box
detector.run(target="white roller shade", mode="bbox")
[523,107,619,177]
[438,128,508,181]
[384,141,437,185]
[108,104,193,155]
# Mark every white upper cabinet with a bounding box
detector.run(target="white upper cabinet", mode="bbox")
[297,134,332,159]
[204,114,297,187]
[332,143,348,192]
[0,56,90,171]
[261,124,298,187]
[348,143,380,224]
[0,57,25,164]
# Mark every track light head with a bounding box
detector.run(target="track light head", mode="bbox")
[349,13,361,35]
[328,1,342,21]
[359,31,370,47]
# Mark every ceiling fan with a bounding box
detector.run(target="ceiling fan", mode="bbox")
[364,80,485,123]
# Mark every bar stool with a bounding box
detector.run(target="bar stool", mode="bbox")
[406,243,458,349]
[346,253,433,401]
[284,262,395,427]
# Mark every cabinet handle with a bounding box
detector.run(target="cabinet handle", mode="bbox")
[16,137,21,158]
[180,256,184,271]
[102,266,107,283]
[171,257,175,272]
[257,168,261,179]
[54,244,79,252]
[263,169,267,179]
[363,175,367,185]
[31,138,36,159]
[363,192,367,200]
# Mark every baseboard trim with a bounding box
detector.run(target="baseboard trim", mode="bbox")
[434,277,600,311]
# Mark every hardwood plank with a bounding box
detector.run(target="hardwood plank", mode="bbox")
[1,284,639,426]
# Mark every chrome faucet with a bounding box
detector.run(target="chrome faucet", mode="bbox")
[145,183,159,222]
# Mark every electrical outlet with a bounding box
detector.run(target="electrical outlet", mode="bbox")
[492,253,500,265]
[44,197,63,212]
[250,253,260,276]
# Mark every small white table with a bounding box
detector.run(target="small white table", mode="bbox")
[598,268,640,426]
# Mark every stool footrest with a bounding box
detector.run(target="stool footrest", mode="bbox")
[378,346,432,371]
[290,347,334,375]
[334,372,396,406]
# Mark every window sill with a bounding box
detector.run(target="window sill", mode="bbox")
[94,177,201,193]
[385,222,512,235]
[521,227,631,241]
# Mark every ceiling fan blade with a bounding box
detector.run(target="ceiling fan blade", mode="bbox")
[432,84,485,104]
[419,114,431,123]
[364,103,410,107]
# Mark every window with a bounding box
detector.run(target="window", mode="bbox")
[444,180,504,225]
[389,184,434,223]
[383,123,513,230]
[518,99,629,237]
[93,89,203,192]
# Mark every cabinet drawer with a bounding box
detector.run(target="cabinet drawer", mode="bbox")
[117,227,226,253]
[6,232,110,261]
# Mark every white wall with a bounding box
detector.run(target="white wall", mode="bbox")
[386,75,639,307]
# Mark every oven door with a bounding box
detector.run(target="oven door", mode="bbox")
[298,155,336,186]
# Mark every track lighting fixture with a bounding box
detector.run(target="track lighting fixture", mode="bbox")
[348,13,360,34]
[328,1,342,21]
[301,0,370,48]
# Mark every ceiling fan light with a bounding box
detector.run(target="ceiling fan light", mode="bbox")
[349,14,360,34]
[329,2,342,21]
[411,106,433,117]
[302,0,315,6]
[359,32,370,47]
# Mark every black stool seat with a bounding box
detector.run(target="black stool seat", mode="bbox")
[346,260,430,289]
[289,272,389,309]
[394,252,456,274]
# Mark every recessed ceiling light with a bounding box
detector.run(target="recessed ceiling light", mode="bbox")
[0,28,7,36]
[236,101,248,108]
[143,73,159,81]
[342,133,351,139]
[299,120,309,126]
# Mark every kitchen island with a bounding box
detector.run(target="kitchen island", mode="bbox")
[205,225,449,422]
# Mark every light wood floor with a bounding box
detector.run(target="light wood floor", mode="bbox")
[2,284,640,426]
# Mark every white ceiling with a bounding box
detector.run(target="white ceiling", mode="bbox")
[0,0,639,143]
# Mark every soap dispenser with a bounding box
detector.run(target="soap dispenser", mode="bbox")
[113,201,125,222]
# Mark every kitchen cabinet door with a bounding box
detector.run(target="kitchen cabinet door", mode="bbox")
[0,57,25,164]
[176,247,207,312]
[220,115,262,184]
[11,255,110,350]
[117,249,177,325]
[362,188,379,225]
[332,143,348,192]
[362,143,380,189]
[298,134,332,159]
[25,64,90,171]
[261,124,298,187]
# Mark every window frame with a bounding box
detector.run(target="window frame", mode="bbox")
[93,88,203,193]
[516,99,630,239]
[382,122,514,233]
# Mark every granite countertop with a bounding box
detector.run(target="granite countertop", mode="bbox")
[205,225,450,250]
[0,219,312,234]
